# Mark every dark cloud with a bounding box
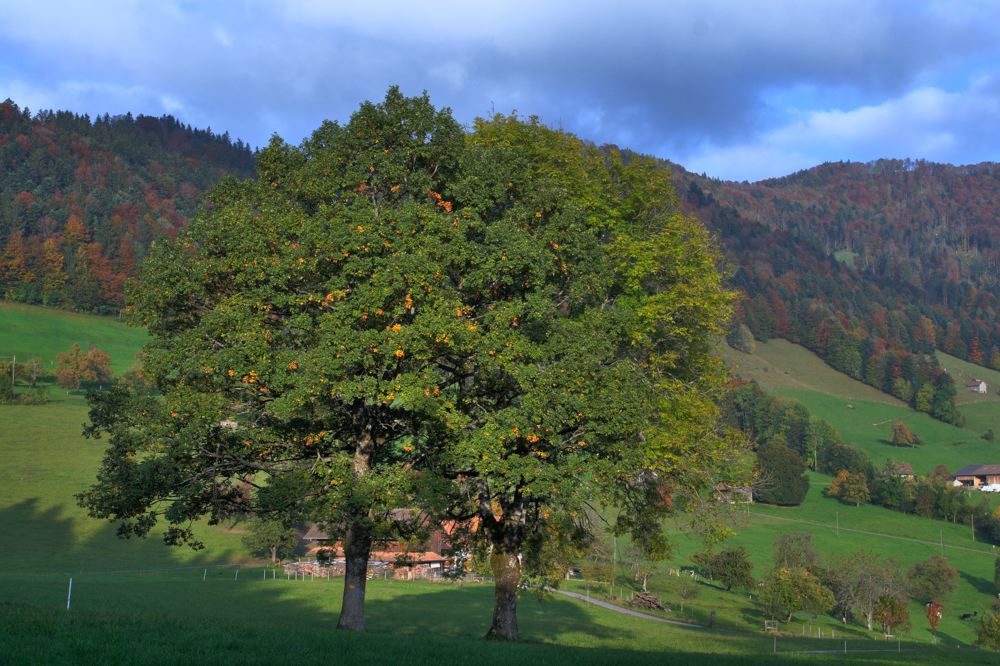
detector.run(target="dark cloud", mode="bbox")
[0,0,997,180]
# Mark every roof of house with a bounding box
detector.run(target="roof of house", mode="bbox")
[889,462,914,475]
[966,379,987,386]
[954,464,1000,477]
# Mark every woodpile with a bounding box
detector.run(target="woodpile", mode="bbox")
[628,591,668,611]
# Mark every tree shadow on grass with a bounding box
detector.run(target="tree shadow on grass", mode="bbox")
[4,498,972,664]
[959,570,996,598]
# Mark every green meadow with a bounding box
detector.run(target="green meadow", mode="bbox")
[2,303,1000,662]
[0,301,148,376]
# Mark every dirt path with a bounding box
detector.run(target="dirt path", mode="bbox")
[548,588,703,628]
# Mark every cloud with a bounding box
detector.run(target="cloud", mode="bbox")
[0,1,998,179]
[685,79,1000,181]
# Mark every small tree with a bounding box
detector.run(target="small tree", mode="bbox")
[907,556,958,604]
[19,357,44,387]
[694,547,755,592]
[0,362,12,400]
[677,577,700,612]
[828,470,870,507]
[242,519,298,563]
[874,595,910,636]
[626,544,660,593]
[727,322,756,354]
[55,343,87,390]
[774,532,819,573]
[889,421,919,447]
[977,600,1000,651]
[925,600,942,636]
[759,567,834,622]
[754,440,809,506]
[55,343,113,390]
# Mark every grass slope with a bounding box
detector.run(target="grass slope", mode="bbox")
[0,301,148,376]
[1,308,999,662]
[935,351,1000,406]
[778,389,993,476]
[721,340,904,406]
[724,339,1000,474]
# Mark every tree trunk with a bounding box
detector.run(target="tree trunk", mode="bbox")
[270,545,277,563]
[485,547,520,640]
[337,521,373,632]
[865,610,874,631]
[337,411,375,632]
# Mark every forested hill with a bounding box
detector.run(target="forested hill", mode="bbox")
[672,158,1000,425]
[0,99,254,312]
[2,96,996,425]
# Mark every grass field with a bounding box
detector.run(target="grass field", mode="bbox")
[721,339,904,406]
[724,339,1000,474]
[3,305,1000,662]
[0,301,148,376]
[776,389,995,475]
[936,351,1000,406]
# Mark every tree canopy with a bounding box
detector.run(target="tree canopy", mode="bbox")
[77,88,739,641]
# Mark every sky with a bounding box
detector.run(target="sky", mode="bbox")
[1,0,998,182]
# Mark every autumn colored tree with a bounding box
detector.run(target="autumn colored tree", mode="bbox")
[907,556,958,604]
[926,600,943,636]
[874,595,910,636]
[828,470,870,507]
[55,342,113,390]
[889,420,919,447]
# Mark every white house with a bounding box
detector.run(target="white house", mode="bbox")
[966,379,988,394]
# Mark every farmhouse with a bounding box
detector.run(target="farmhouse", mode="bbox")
[302,517,465,580]
[888,462,915,480]
[713,483,753,504]
[953,464,1000,488]
[966,379,988,394]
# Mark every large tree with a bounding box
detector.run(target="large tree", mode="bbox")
[434,116,738,639]
[77,90,739,641]
[79,88,466,632]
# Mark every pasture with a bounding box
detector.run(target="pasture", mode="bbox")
[2,304,1000,662]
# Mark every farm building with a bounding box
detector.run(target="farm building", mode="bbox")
[301,517,468,580]
[966,379,988,394]
[713,483,753,504]
[953,464,1000,489]
[888,462,915,480]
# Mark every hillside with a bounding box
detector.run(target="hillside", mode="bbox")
[3,284,1000,662]
[671,158,1000,426]
[721,339,903,407]
[0,301,147,375]
[0,100,254,313]
[725,339,997,475]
